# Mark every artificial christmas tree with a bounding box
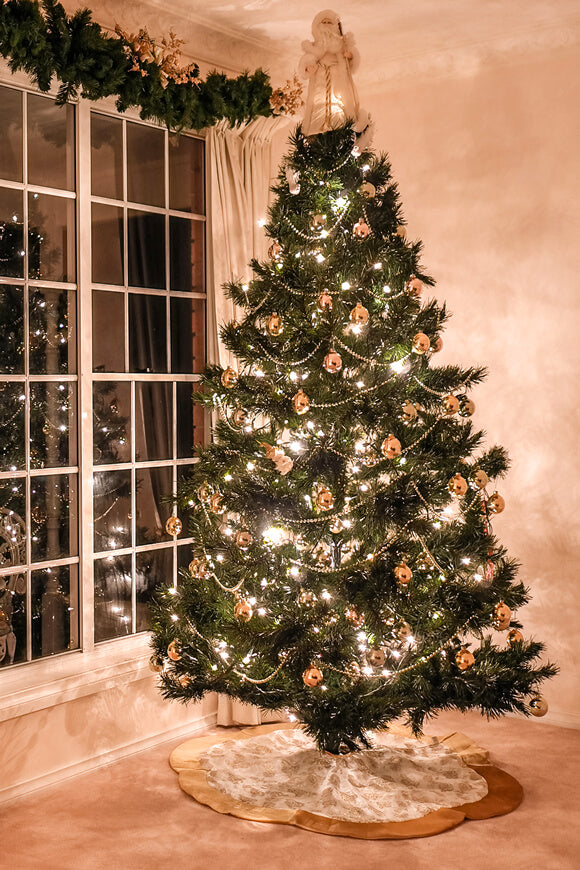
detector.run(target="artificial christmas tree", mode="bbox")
[151,18,555,757]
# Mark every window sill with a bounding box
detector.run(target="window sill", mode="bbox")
[0,635,154,723]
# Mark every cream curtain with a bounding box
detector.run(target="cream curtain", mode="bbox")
[206,114,291,726]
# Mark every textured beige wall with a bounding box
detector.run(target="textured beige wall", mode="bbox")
[361,44,580,726]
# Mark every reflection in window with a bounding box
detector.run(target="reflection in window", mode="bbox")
[93,382,131,464]
[136,547,172,632]
[28,192,75,282]
[128,210,165,289]
[92,203,123,285]
[0,285,24,373]
[93,469,131,553]
[135,382,172,461]
[27,93,74,191]
[0,85,23,182]
[29,287,76,374]
[91,113,123,200]
[93,290,125,373]
[177,383,206,458]
[94,554,132,641]
[136,465,172,546]
[0,186,24,279]
[31,474,77,562]
[0,478,26,568]
[0,384,26,471]
[0,570,26,667]
[31,564,79,658]
[30,382,77,468]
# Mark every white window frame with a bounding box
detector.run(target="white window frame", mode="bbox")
[0,64,207,722]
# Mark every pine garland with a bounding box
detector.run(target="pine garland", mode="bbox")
[0,0,276,129]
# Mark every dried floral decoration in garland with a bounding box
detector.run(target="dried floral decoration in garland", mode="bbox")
[115,25,199,88]
[269,75,304,116]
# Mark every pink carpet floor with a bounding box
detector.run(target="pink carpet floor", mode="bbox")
[2,710,579,870]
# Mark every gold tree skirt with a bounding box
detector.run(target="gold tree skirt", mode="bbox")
[169,724,523,839]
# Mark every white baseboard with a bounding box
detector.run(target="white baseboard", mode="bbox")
[2,711,217,806]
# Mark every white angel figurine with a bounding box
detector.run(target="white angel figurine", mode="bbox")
[299,9,370,137]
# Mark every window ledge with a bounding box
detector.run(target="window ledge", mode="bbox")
[0,636,155,723]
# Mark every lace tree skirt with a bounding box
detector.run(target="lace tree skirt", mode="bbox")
[170,724,523,839]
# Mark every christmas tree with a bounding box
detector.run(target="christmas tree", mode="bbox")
[150,120,555,753]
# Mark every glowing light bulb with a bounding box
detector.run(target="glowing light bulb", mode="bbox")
[335,196,347,208]
[461,557,471,565]
[247,461,255,470]
[362,164,370,172]
[290,566,300,577]
[315,253,325,263]
[224,473,233,481]
[255,369,264,377]
[170,614,179,622]
[341,281,351,290]
[383,285,391,294]
[373,262,382,270]
[289,371,298,381]
[390,359,406,374]
[257,218,266,227]
[356,380,364,388]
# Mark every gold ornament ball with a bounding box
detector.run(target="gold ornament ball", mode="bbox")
[432,336,443,353]
[396,224,407,239]
[402,401,418,422]
[350,303,369,326]
[528,694,548,717]
[493,601,512,630]
[234,599,253,622]
[381,434,402,459]
[209,493,225,514]
[471,468,489,490]
[312,213,327,228]
[412,332,430,354]
[188,556,209,579]
[394,562,413,586]
[167,640,182,661]
[236,530,253,550]
[406,275,423,296]
[323,350,342,373]
[316,486,335,511]
[353,218,370,238]
[368,648,386,667]
[443,394,459,415]
[266,312,283,336]
[197,482,211,503]
[359,181,376,198]
[149,656,163,673]
[317,291,333,310]
[303,666,323,687]
[221,367,238,389]
[292,389,310,415]
[487,492,506,514]
[268,240,282,259]
[165,515,182,536]
[507,628,524,645]
[448,473,468,497]
[232,408,248,428]
[178,674,192,688]
[455,648,475,670]
[299,589,315,605]
[458,396,476,417]
[330,517,343,534]
[345,607,365,627]
[396,621,413,641]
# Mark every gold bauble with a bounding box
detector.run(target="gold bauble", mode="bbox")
[234,599,253,622]
[448,473,468,497]
[167,640,182,661]
[149,656,163,673]
[345,607,364,627]
[396,621,413,641]
[367,648,386,667]
[381,434,401,459]
[315,486,334,511]
[236,530,253,550]
[221,367,238,389]
[312,213,327,228]
[406,275,423,296]
[197,482,211,503]
[188,556,209,579]
[209,493,225,514]
[458,396,476,417]
[432,336,443,352]
[471,469,489,490]
[330,517,343,534]
[317,292,333,310]
[412,332,430,354]
[455,648,475,671]
[359,181,376,199]
[165,515,182,536]
[302,666,323,687]
[394,562,412,586]
[299,589,315,605]
[178,674,192,688]
[266,312,283,336]
[316,546,331,566]
[353,218,370,238]
[274,453,293,475]
[268,240,282,259]
[350,303,369,326]
[292,389,310,415]
[528,694,548,717]
[232,407,248,428]
[443,394,459,415]
[492,601,512,630]
[401,401,418,422]
[396,225,407,239]
[323,350,342,373]
[487,492,506,514]
[507,628,524,645]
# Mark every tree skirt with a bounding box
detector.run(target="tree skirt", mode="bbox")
[169,724,523,839]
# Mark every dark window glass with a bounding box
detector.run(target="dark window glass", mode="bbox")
[0,86,23,182]
[135,382,172,462]
[0,187,24,278]
[30,381,77,469]
[92,203,123,285]
[127,122,164,207]
[27,93,74,191]
[31,473,78,562]
[128,210,165,289]
[93,290,125,373]
[0,567,26,667]
[128,294,167,372]
[93,382,131,465]
[135,465,172,546]
[28,192,75,282]
[93,469,131,553]
[0,285,24,373]
[0,384,26,471]
[0,477,26,568]
[31,564,79,658]
[29,287,76,374]
[169,134,204,214]
[171,297,205,373]
[169,217,204,292]
[177,464,195,535]
[136,547,173,631]
[91,113,123,200]
[177,383,205,458]
[94,554,132,641]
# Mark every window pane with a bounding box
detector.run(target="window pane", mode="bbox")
[29,287,76,374]
[91,113,123,200]
[169,217,204,292]
[177,543,191,574]
[128,294,167,372]
[177,464,194,535]
[136,547,172,632]
[169,134,204,214]
[128,211,165,289]
[30,382,77,469]
[93,469,131,553]
[177,383,205,458]
[136,465,172,546]
[0,383,25,471]
[135,382,172,462]
[31,564,79,659]
[0,187,24,278]
[93,382,131,464]
[92,203,123,285]
[93,290,125,373]
[0,285,24,373]
[0,569,26,667]
[28,193,75,282]
[0,86,23,182]
[31,473,78,562]
[0,478,26,568]
[94,554,132,641]
[127,122,164,207]
[27,94,74,191]
[171,297,205,373]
